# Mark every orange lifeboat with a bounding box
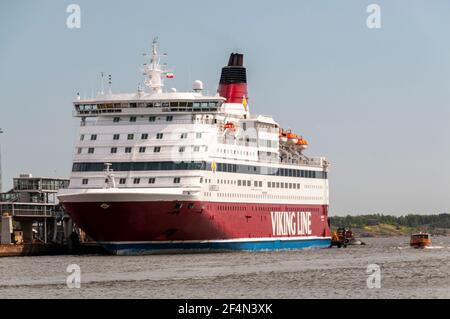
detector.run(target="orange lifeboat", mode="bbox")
[286,132,299,145]
[296,137,308,150]
[224,122,235,129]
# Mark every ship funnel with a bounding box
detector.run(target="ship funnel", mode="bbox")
[218,53,248,104]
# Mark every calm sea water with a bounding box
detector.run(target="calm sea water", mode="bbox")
[0,237,449,299]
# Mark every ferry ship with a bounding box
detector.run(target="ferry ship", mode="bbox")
[57,39,331,255]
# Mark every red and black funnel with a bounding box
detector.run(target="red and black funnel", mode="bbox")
[218,53,248,103]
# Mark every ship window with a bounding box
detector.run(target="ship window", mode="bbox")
[130,117,137,122]
[77,148,82,154]
[254,181,258,187]
[111,147,117,154]
[162,102,170,107]
[130,103,137,108]
[141,133,148,140]
[113,117,120,122]
[289,183,293,189]
[119,178,126,184]
[196,132,202,139]
[133,178,140,184]
[90,134,97,141]
[149,178,155,184]
[88,148,94,154]
[247,180,251,186]
[188,203,194,209]
[166,115,173,121]
[149,116,156,122]
[268,181,271,188]
[154,146,161,153]
[139,147,146,153]
[201,102,208,108]
[156,133,163,139]
[200,177,203,183]
[154,102,162,107]
[179,146,185,153]
[276,182,280,188]
[146,103,153,108]
[193,146,200,152]
[170,102,178,107]
[174,203,182,209]
[259,181,262,187]
[80,134,84,141]
[113,134,120,140]
[127,134,134,140]
[180,133,188,139]
[173,177,181,184]
[82,178,88,185]
[238,180,241,186]
[125,147,132,153]
[193,102,200,108]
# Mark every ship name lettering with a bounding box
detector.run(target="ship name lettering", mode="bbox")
[270,211,312,236]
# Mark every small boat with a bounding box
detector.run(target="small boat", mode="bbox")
[410,232,431,248]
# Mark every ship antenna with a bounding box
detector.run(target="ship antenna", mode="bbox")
[142,37,169,94]
[108,74,112,94]
[100,72,105,95]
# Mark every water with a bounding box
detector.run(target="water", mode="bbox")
[1,237,449,299]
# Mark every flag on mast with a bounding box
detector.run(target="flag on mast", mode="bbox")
[165,72,174,79]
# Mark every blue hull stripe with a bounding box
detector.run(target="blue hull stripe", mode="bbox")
[102,238,331,255]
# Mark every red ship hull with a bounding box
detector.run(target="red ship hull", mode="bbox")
[62,200,331,255]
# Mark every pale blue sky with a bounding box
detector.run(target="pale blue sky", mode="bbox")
[1,0,450,215]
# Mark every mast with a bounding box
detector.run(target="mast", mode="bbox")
[143,37,169,94]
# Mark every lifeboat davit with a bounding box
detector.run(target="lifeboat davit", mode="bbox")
[279,130,288,143]
[296,137,308,150]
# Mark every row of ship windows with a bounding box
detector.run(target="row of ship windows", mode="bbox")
[203,192,323,201]
[82,177,181,185]
[201,178,321,190]
[77,146,207,154]
[81,132,202,141]
[76,101,221,111]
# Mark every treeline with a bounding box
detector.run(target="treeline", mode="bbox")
[330,213,450,229]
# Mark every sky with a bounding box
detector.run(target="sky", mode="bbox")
[0,0,449,215]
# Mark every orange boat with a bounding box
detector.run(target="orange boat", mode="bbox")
[410,232,431,248]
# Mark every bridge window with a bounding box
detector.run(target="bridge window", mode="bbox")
[127,134,134,140]
[82,179,88,185]
[174,177,181,184]
[149,178,155,184]
[113,134,120,140]
[133,178,140,184]
[139,147,146,153]
[111,147,117,154]
[88,148,94,154]
[156,133,163,139]
[130,117,136,122]
[154,146,161,153]
[90,134,97,141]
[113,117,120,123]
[125,147,132,153]
[119,178,126,184]
[166,115,173,122]
[149,116,156,122]
[141,133,148,140]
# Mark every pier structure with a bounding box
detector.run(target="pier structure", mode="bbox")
[0,174,71,245]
